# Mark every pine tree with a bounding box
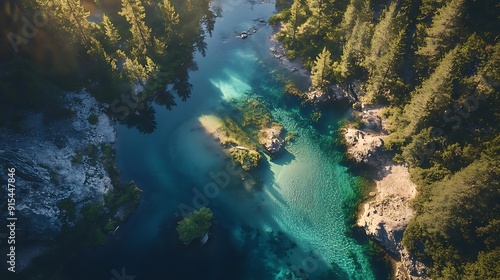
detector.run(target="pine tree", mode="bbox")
[287,0,307,43]
[154,0,179,55]
[87,37,112,65]
[338,0,369,42]
[159,0,179,32]
[364,29,406,104]
[119,0,152,57]
[61,0,93,45]
[418,0,464,64]
[311,47,333,90]
[306,0,329,34]
[335,18,372,79]
[402,45,463,139]
[101,14,121,47]
[366,2,398,71]
[36,0,92,46]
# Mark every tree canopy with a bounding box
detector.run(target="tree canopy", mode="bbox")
[272,0,500,278]
[0,0,217,133]
[176,207,213,245]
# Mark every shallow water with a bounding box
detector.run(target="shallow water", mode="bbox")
[66,1,383,279]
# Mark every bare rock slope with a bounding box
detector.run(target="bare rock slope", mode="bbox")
[0,91,116,241]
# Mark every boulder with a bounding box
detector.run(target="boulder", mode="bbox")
[259,125,284,155]
[344,128,384,166]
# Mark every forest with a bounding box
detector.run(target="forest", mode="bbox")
[272,0,499,278]
[0,0,216,133]
[1,0,499,278]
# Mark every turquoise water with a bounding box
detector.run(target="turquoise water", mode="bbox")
[66,1,382,279]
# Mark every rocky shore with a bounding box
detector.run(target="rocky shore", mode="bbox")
[269,25,311,80]
[0,90,139,271]
[343,106,430,279]
[0,91,115,240]
[258,124,284,156]
[269,23,429,279]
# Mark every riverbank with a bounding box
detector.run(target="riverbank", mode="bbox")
[269,24,311,80]
[268,22,429,279]
[343,106,430,280]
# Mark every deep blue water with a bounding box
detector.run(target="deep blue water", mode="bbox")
[64,1,385,279]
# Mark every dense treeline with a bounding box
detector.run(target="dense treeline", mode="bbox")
[0,0,216,133]
[272,0,499,278]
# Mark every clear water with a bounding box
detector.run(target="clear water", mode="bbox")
[66,1,381,279]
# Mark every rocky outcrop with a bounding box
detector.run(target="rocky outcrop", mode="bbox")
[344,106,387,166]
[0,90,116,241]
[305,88,333,104]
[270,27,311,79]
[305,81,363,105]
[345,107,430,279]
[258,125,284,155]
[344,128,384,166]
[239,31,249,39]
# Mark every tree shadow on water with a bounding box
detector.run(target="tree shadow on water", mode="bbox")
[270,148,296,166]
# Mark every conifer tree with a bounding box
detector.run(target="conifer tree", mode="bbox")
[364,29,405,104]
[305,0,329,34]
[61,0,93,45]
[154,0,179,55]
[87,37,114,67]
[287,0,307,43]
[36,0,93,46]
[335,18,372,79]
[418,0,465,63]
[338,0,369,42]
[101,14,121,47]
[402,45,462,138]
[119,0,152,57]
[311,47,333,90]
[367,2,398,71]
[159,0,179,33]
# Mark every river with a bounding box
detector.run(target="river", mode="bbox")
[67,0,386,279]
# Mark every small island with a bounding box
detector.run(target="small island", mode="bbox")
[176,207,214,245]
[199,98,286,171]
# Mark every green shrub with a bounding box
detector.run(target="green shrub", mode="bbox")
[57,198,76,222]
[88,113,99,125]
[177,207,213,245]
